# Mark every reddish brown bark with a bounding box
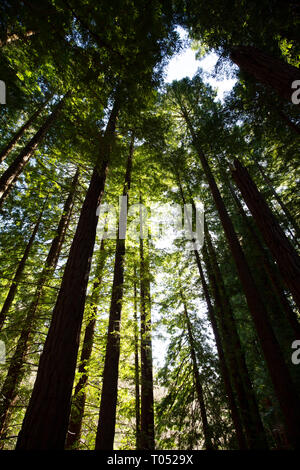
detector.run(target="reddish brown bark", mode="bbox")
[180,290,214,450]
[230,46,300,102]
[95,133,134,450]
[0,170,78,440]
[0,204,45,331]
[217,160,300,338]
[203,226,268,449]
[65,238,107,449]
[16,102,118,450]
[231,158,300,310]
[179,106,300,448]
[0,94,68,208]
[0,96,51,165]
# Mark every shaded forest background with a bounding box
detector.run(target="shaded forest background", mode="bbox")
[0,0,299,450]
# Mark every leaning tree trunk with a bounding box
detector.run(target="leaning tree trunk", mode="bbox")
[65,237,107,449]
[231,158,300,310]
[0,94,68,208]
[192,249,247,449]
[252,155,300,246]
[216,158,300,338]
[0,169,78,440]
[180,290,214,450]
[230,45,300,102]
[139,235,155,450]
[0,96,51,164]
[179,176,266,448]
[0,202,46,331]
[95,134,134,450]
[175,177,247,449]
[16,102,119,450]
[177,176,247,449]
[179,105,300,449]
[204,224,268,449]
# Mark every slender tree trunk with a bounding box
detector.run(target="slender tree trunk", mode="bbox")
[133,265,141,450]
[230,45,300,102]
[65,237,107,449]
[179,107,300,448]
[179,175,266,448]
[139,235,155,450]
[95,133,134,450]
[204,224,268,449]
[216,159,300,338]
[16,102,119,450]
[0,94,68,208]
[193,252,247,449]
[176,176,247,449]
[0,96,51,165]
[252,155,300,245]
[0,204,45,331]
[231,158,300,310]
[180,290,214,450]
[0,169,78,440]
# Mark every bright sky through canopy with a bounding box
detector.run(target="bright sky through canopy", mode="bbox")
[164,27,237,101]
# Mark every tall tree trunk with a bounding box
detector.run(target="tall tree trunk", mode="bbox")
[95,133,134,450]
[133,264,141,450]
[179,175,266,448]
[176,176,246,449]
[252,155,300,245]
[0,96,51,165]
[230,45,300,102]
[0,94,68,208]
[16,102,119,450]
[192,249,247,449]
[204,224,268,449]
[179,106,300,448]
[231,158,300,310]
[66,237,107,449]
[0,169,78,440]
[139,235,155,450]
[0,203,45,331]
[180,290,214,450]
[216,158,300,338]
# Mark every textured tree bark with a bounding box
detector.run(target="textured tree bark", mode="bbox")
[139,235,155,450]
[179,106,300,448]
[0,96,51,164]
[0,169,78,440]
[252,155,300,245]
[0,94,68,208]
[230,45,300,102]
[231,158,300,310]
[16,103,118,451]
[204,226,268,449]
[177,177,247,449]
[194,251,247,449]
[0,204,45,331]
[65,237,107,449]
[180,290,214,450]
[216,159,300,338]
[95,133,134,450]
